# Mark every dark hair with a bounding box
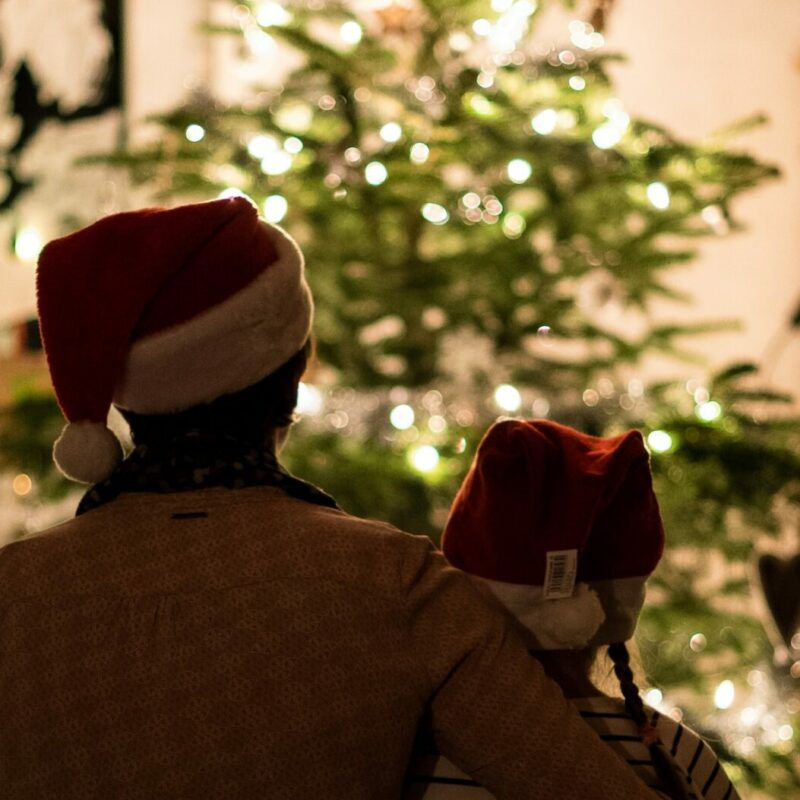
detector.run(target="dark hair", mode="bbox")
[607,642,695,800]
[118,341,311,446]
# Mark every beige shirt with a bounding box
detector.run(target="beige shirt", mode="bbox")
[0,486,660,799]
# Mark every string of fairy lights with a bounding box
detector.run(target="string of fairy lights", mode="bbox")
[277,371,729,475]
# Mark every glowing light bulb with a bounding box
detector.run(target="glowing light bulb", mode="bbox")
[569,19,600,50]
[740,707,759,726]
[494,384,522,412]
[714,679,735,710]
[260,151,293,175]
[647,181,670,210]
[603,99,629,131]
[531,108,557,135]
[12,474,32,496]
[410,142,429,163]
[339,20,362,44]
[365,161,388,185]
[296,382,323,415]
[245,27,276,56]
[739,736,756,754]
[185,124,205,142]
[283,136,303,153]
[256,1,291,26]
[502,212,526,238]
[646,430,673,454]
[644,688,663,707]
[380,122,402,143]
[14,227,43,262]
[689,633,707,652]
[428,415,447,433]
[410,445,440,473]
[558,109,577,129]
[276,103,313,133]
[421,203,449,225]
[569,76,586,91]
[532,398,550,417]
[448,32,472,52]
[247,134,279,158]
[696,400,722,422]
[694,386,710,404]
[390,404,415,430]
[592,123,623,149]
[263,194,288,223]
[701,204,729,234]
[747,670,764,687]
[470,95,493,116]
[507,158,532,183]
[484,196,503,215]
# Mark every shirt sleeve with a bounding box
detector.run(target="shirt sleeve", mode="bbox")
[401,544,661,800]
[654,715,740,800]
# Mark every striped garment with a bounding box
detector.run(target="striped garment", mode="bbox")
[406,695,739,800]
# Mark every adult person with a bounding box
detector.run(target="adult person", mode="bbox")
[407,420,738,800]
[0,197,661,799]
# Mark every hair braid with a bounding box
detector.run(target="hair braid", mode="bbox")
[607,642,696,800]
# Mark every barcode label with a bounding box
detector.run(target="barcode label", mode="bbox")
[543,549,578,599]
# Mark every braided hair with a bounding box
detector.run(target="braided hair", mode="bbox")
[607,642,696,800]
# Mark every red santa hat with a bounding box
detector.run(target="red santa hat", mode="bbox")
[442,419,664,650]
[36,196,313,484]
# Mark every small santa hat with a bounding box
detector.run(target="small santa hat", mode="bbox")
[442,419,664,650]
[36,196,313,484]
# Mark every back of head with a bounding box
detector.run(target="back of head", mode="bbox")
[36,197,313,484]
[442,418,664,651]
[118,341,311,447]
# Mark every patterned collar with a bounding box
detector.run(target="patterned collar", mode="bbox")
[76,430,339,516]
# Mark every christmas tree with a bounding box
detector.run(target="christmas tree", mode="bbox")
[3,1,800,796]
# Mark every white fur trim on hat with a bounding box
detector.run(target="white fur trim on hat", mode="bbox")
[114,222,313,414]
[53,422,123,484]
[478,574,648,650]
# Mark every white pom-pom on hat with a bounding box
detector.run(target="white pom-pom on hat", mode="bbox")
[53,422,123,484]
[481,579,607,650]
[512,583,606,650]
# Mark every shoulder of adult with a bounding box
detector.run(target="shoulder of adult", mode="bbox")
[213,484,443,597]
[0,486,438,604]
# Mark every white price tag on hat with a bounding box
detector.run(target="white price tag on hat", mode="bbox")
[544,549,578,599]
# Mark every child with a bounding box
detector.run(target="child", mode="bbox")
[406,419,739,800]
